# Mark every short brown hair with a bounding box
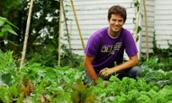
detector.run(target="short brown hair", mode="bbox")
[108,5,127,22]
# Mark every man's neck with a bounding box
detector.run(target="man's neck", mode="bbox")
[108,28,121,38]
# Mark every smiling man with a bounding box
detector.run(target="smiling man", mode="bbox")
[84,5,142,83]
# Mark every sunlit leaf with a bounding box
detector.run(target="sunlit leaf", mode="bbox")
[0,17,7,23]
[0,16,18,29]
[0,20,5,27]
[2,24,17,35]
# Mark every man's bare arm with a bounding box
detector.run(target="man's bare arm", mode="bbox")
[112,54,138,72]
[100,54,138,76]
[84,55,98,82]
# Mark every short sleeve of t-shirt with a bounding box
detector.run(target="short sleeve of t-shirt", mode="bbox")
[84,33,101,57]
[123,30,138,57]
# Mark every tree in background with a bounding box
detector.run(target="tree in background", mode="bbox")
[0,0,20,51]
[0,0,60,66]
[1,0,81,67]
[27,0,60,66]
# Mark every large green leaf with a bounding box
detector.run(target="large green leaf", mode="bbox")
[0,17,7,28]
[0,17,7,23]
[0,20,5,27]
[0,17,6,29]
[0,17,18,29]
[1,24,17,35]
[4,20,18,29]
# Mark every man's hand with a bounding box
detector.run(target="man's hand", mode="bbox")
[99,68,114,77]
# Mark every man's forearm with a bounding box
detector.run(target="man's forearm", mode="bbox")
[112,56,138,72]
[84,56,98,82]
[84,64,98,81]
[99,56,138,77]
[112,60,137,72]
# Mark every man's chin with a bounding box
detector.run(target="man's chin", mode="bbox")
[112,28,121,32]
[112,29,120,32]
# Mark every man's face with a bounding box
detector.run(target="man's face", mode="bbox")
[108,14,125,32]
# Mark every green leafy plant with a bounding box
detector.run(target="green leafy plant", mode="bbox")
[0,17,18,37]
[0,49,172,103]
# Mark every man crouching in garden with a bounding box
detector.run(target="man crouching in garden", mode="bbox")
[84,5,142,83]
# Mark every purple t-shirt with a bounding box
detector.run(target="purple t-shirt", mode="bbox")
[84,27,138,72]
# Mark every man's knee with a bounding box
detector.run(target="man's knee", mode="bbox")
[128,66,143,78]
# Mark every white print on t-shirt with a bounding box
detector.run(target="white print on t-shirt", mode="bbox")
[101,42,122,54]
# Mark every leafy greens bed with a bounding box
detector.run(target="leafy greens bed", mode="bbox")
[0,51,172,103]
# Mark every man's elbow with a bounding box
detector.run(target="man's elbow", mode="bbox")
[84,60,90,71]
[135,59,139,65]
[131,55,139,65]
[83,56,87,67]
[133,57,139,65]
[83,61,87,69]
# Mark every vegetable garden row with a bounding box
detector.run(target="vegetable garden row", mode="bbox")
[0,50,172,103]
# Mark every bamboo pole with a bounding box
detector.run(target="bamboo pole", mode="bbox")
[62,0,71,49]
[70,0,85,49]
[20,0,34,69]
[134,0,142,60]
[143,0,149,60]
[57,0,63,66]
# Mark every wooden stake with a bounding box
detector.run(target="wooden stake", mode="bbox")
[143,0,149,60]
[57,0,63,66]
[70,0,85,49]
[20,0,34,69]
[62,0,71,49]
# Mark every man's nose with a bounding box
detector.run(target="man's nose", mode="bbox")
[114,21,119,25]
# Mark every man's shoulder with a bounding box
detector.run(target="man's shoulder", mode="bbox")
[91,27,108,37]
[96,27,108,33]
[121,28,132,35]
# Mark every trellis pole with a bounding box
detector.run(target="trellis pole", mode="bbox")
[143,0,149,60]
[62,0,71,49]
[57,0,63,66]
[133,0,142,60]
[70,0,85,49]
[20,0,34,69]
